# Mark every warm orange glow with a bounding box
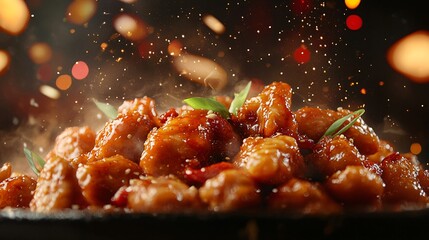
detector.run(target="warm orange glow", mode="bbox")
[113,13,148,42]
[0,0,30,35]
[345,0,361,9]
[360,88,367,95]
[56,74,72,90]
[66,0,97,25]
[100,42,108,52]
[387,30,429,83]
[0,50,10,75]
[173,53,228,91]
[202,15,225,35]
[168,40,183,56]
[28,42,53,64]
[410,143,422,155]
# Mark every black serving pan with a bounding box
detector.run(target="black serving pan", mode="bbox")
[1,208,429,240]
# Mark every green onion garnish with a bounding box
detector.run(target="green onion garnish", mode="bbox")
[93,98,118,120]
[184,81,252,119]
[23,147,46,176]
[229,81,252,115]
[322,109,365,139]
[183,97,230,119]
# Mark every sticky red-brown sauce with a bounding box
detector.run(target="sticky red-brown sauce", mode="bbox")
[1,81,428,215]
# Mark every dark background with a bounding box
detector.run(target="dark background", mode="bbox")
[1,0,428,171]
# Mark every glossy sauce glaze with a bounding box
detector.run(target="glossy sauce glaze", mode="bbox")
[1,81,428,215]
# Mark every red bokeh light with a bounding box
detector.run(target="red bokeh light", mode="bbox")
[346,14,362,30]
[293,45,311,64]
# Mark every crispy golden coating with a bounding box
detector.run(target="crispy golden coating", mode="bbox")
[49,126,96,161]
[199,169,260,212]
[90,97,161,163]
[267,178,341,214]
[114,176,201,213]
[140,109,241,183]
[76,154,142,206]
[234,81,298,138]
[0,175,36,208]
[30,156,84,212]
[233,135,304,185]
[325,166,384,205]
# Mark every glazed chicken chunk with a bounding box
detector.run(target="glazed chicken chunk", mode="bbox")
[140,109,241,183]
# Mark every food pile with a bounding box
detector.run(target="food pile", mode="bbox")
[1,81,428,214]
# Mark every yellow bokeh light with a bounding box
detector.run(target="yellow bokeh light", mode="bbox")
[387,30,429,83]
[28,42,53,64]
[345,0,361,9]
[39,85,60,100]
[0,0,30,35]
[66,0,97,25]
[56,74,72,90]
[0,50,10,75]
[202,15,226,35]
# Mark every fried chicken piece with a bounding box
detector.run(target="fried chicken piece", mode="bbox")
[325,166,384,205]
[267,178,341,214]
[49,126,96,161]
[30,156,85,212]
[380,152,429,206]
[233,135,304,185]
[76,154,143,206]
[367,140,395,163]
[233,81,298,138]
[112,176,201,213]
[140,109,241,183]
[295,106,380,155]
[308,135,365,179]
[199,169,261,212]
[0,175,36,209]
[90,97,161,163]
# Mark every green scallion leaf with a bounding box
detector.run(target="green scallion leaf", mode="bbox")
[23,147,46,176]
[322,109,365,139]
[183,97,230,119]
[229,81,252,115]
[93,98,118,120]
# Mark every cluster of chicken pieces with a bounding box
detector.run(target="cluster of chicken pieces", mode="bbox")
[1,81,428,214]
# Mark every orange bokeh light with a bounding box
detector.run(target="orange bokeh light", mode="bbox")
[0,0,30,35]
[56,74,72,90]
[387,30,429,83]
[0,50,10,75]
[168,40,183,56]
[345,0,361,9]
